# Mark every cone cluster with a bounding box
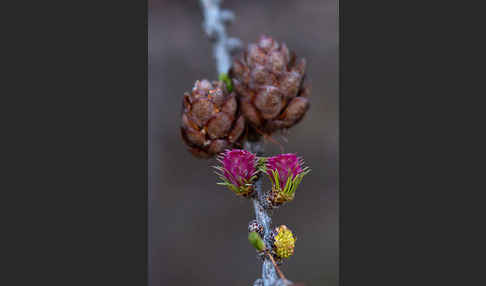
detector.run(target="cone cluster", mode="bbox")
[181,35,310,158]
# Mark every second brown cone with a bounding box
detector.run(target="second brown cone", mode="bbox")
[230,35,310,134]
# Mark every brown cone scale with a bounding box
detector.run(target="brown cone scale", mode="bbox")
[230,35,310,133]
[181,80,246,158]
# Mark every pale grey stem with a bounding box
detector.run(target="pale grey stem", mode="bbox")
[246,141,292,286]
[199,0,242,75]
[199,2,290,285]
[252,190,277,286]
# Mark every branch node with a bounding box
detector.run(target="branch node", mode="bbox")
[199,0,240,75]
[220,9,235,24]
[227,37,243,53]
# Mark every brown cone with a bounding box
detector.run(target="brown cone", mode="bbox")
[230,35,310,133]
[181,79,246,158]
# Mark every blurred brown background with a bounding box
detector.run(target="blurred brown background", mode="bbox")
[149,0,338,285]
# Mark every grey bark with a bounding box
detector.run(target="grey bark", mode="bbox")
[198,2,292,285]
[246,141,292,286]
[199,0,242,75]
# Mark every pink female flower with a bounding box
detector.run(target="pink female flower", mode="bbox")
[216,149,259,197]
[265,153,310,204]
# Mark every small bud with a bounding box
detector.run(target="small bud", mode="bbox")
[264,153,310,206]
[227,37,243,53]
[248,231,266,252]
[272,225,296,259]
[248,219,264,236]
[218,72,233,93]
[215,149,259,197]
[219,10,235,24]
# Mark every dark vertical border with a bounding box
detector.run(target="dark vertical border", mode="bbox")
[3,0,148,285]
[339,0,468,285]
[340,0,411,285]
